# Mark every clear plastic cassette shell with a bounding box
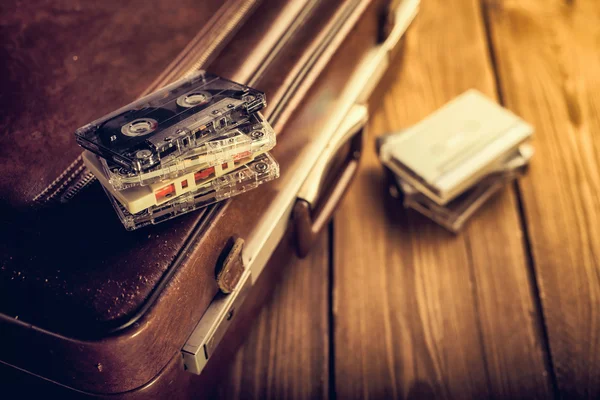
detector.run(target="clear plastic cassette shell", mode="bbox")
[83,150,262,214]
[75,70,266,173]
[394,144,533,233]
[102,113,275,190]
[103,152,280,230]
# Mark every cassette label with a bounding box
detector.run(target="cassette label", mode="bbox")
[102,152,280,230]
[84,150,263,214]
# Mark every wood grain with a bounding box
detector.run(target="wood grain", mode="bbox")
[486,0,600,398]
[333,0,551,398]
[216,231,330,400]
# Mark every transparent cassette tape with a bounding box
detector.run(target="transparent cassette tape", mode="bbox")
[75,70,266,173]
[103,152,280,230]
[396,144,533,232]
[102,113,275,190]
[84,150,262,214]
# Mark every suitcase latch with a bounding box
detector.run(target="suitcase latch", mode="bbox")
[216,237,245,294]
[182,268,252,375]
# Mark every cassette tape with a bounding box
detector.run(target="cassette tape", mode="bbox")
[84,149,262,214]
[75,70,266,173]
[103,152,280,230]
[397,144,533,232]
[102,113,275,190]
[379,89,533,205]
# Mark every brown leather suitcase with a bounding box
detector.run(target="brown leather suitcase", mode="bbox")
[0,0,418,397]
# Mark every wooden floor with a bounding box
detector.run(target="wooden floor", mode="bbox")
[218,0,600,398]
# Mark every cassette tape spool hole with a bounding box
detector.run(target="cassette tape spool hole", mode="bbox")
[250,130,264,139]
[118,167,136,177]
[121,118,157,137]
[176,91,212,108]
[254,161,268,173]
[135,150,152,160]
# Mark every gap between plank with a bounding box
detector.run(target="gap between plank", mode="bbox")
[463,233,494,395]
[327,220,337,400]
[478,0,560,397]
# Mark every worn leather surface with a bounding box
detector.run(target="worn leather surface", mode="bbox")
[0,223,299,400]
[0,0,243,329]
[0,0,260,393]
[0,0,258,333]
[0,0,354,335]
[0,0,390,395]
[0,0,227,208]
[0,0,384,394]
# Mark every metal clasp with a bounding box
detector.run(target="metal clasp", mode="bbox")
[182,268,252,375]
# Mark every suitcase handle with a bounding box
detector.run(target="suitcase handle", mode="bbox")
[293,105,367,257]
[291,0,420,256]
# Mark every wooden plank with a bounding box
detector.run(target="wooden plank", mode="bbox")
[216,231,330,400]
[486,0,600,397]
[333,0,552,398]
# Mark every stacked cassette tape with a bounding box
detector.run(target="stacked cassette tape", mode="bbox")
[378,89,534,233]
[75,71,279,230]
